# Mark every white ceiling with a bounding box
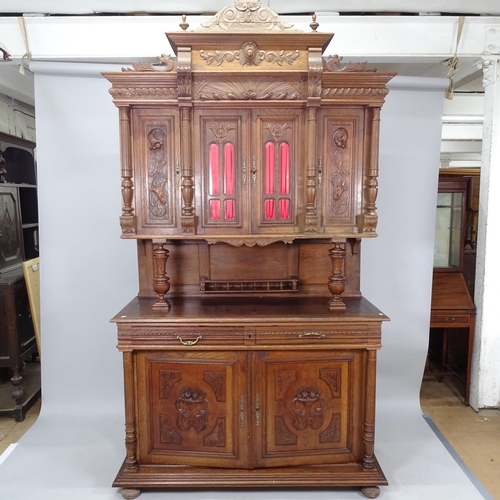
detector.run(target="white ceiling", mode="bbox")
[1,1,495,105]
[1,0,500,15]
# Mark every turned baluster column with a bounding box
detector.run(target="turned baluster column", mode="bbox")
[327,242,346,310]
[152,240,171,310]
[363,349,378,470]
[119,107,135,235]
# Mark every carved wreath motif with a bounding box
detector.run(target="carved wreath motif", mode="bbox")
[195,77,305,101]
[176,387,209,432]
[291,387,324,431]
[200,42,299,67]
[199,0,295,32]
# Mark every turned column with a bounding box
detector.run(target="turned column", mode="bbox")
[363,349,377,469]
[152,240,171,310]
[327,242,346,310]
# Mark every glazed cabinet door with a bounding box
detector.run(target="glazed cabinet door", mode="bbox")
[318,108,366,235]
[252,350,364,468]
[132,108,180,235]
[136,350,250,468]
[251,109,302,234]
[194,109,249,235]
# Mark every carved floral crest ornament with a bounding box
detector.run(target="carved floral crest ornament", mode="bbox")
[198,0,300,32]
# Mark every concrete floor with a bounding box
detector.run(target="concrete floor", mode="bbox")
[0,367,498,499]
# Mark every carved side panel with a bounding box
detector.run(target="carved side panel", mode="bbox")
[133,109,179,233]
[320,110,364,231]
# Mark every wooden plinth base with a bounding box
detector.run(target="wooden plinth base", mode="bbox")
[114,457,387,497]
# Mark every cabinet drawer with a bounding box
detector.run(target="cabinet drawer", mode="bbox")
[118,326,245,346]
[255,325,381,346]
[430,314,470,326]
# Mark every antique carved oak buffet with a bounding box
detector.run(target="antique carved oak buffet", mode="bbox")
[103,3,395,499]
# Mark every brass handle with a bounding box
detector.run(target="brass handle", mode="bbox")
[176,335,202,346]
[251,156,257,189]
[240,396,245,427]
[255,394,260,426]
[242,158,247,188]
[317,157,323,186]
[298,332,326,338]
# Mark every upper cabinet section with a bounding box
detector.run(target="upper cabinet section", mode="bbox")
[103,1,395,243]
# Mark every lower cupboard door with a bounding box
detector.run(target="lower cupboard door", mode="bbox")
[252,350,364,468]
[136,350,250,468]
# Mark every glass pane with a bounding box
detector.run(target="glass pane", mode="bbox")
[265,142,275,194]
[265,199,275,220]
[279,143,290,195]
[434,192,463,268]
[210,199,221,221]
[224,200,235,220]
[279,198,289,219]
[209,143,220,195]
[224,143,235,195]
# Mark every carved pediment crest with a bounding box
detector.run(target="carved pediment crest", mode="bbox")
[197,0,301,33]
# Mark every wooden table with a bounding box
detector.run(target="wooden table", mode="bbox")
[429,272,476,404]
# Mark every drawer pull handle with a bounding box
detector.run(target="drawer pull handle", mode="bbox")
[298,332,326,338]
[445,317,456,322]
[176,335,202,346]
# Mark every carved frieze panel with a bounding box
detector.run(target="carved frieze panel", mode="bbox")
[200,42,300,67]
[194,76,306,101]
[108,87,177,99]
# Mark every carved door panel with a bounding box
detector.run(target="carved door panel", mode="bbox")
[136,350,250,468]
[252,350,363,468]
[132,108,180,235]
[194,109,249,235]
[251,109,302,234]
[318,109,365,234]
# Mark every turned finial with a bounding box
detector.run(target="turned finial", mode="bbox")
[180,14,189,31]
[310,13,319,32]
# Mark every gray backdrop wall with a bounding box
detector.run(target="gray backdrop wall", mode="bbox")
[0,65,485,499]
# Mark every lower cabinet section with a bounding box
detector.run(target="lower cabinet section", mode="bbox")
[136,350,363,469]
[112,296,388,498]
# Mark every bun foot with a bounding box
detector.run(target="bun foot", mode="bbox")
[120,488,141,499]
[361,486,380,498]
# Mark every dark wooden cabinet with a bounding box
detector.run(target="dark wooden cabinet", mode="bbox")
[0,268,39,421]
[104,3,394,499]
[0,133,39,421]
